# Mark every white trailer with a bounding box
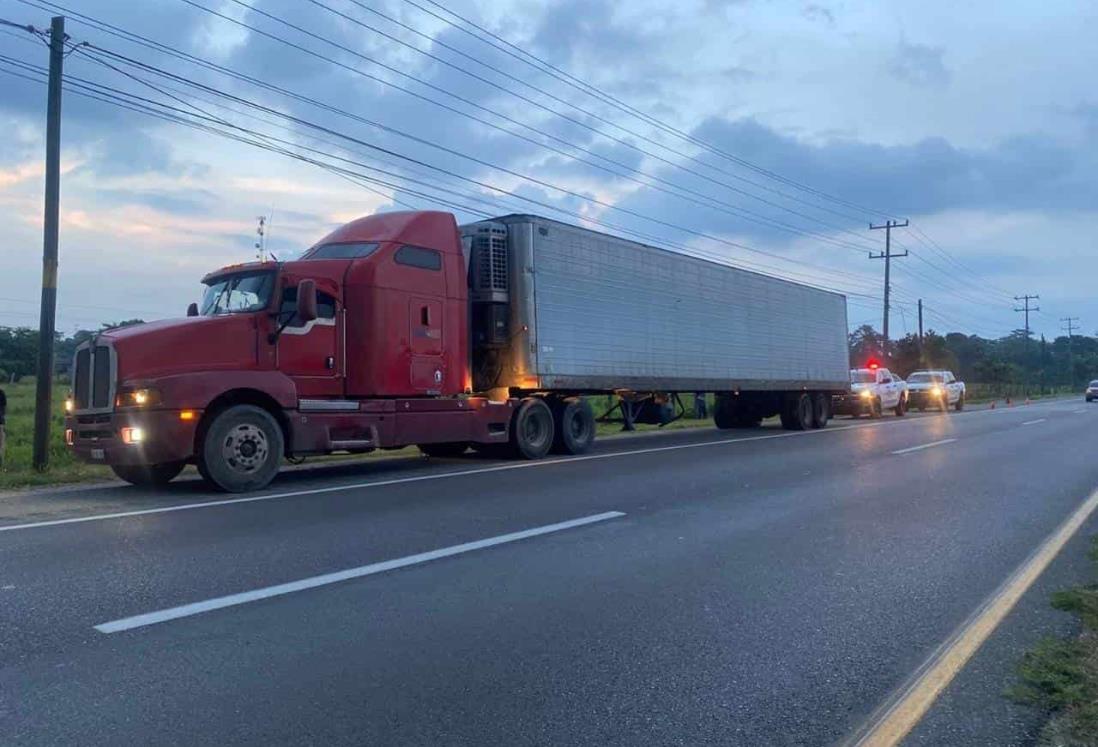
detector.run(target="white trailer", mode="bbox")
[461,214,850,431]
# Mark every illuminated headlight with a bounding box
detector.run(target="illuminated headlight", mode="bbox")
[64,396,74,413]
[120,427,145,445]
[859,389,872,399]
[930,386,943,396]
[116,387,161,408]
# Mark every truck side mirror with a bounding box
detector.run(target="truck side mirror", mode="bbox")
[186,302,199,317]
[296,279,318,323]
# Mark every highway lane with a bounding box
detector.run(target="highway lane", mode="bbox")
[1,398,1096,744]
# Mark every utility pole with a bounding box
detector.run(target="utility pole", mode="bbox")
[869,219,909,354]
[1062,316,1079,389]
[917,298,924,348]
[1013,294,1040,341]
[32,15,65,472]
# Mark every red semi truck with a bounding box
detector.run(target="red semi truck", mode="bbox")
[65,211,850,492]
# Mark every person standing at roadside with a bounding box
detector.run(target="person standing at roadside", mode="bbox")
[0,386,7,468]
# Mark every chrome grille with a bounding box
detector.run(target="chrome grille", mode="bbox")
[71,342,116,414]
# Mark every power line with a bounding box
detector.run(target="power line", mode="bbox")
[0,57,885,301]
[395,0,897,221]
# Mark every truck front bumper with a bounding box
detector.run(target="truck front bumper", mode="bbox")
[66,409,200,466]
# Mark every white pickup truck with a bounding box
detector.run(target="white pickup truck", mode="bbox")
[832,366,908,418]
[906,370,966,411]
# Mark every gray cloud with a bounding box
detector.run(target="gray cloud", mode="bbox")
[889,40,950,88]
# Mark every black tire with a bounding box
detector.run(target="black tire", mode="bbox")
[894,395,907,417]
[197,404,284,492]
[418,442,469,458]
[110,461,185,487]
[870,397,883,419]
[551,398,596,455]
[955,394,965,412]
[811,393,830,429]
[713,396,735,429]
[781,393,813,431]
[509,398,554,459]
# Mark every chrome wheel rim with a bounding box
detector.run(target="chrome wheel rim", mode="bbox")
[221,423,269,474]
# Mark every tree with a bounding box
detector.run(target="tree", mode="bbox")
[849,324,887,367]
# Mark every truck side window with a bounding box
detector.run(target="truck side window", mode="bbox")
[394,245,442,271]
[280,286,337,327]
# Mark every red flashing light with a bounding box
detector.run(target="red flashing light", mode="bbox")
[866,359,880,370]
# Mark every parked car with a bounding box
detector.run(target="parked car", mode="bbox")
[1086,380,1098,402]
[906,370,966,412]
[833,366,907,418]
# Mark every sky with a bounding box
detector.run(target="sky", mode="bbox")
[0,0,1095,341]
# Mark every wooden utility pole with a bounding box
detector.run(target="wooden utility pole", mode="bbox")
[917,298,924,364]
[1062,316,1079,388]
[32,15,65,472]
[869,219,909,353]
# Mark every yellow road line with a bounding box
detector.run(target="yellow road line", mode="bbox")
[849,486,1098,747]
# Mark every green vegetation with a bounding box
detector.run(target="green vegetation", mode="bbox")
[0,379,111,490]
[1010,538,1098,745]
[850,324,1098,396]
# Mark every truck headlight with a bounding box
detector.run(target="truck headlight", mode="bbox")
[116,387,161,408]
[64,396,74,413]
[120,427,145,445]
[930,386,942,396]
[859,389,872,399]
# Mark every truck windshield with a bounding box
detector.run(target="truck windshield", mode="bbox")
[201,271,275,315]
[850,371,875,383]
[907,373,943,383]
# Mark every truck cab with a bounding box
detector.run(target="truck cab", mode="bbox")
[64,211,519,492]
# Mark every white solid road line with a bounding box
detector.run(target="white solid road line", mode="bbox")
[847,485,1098,747]
[95,510,626,634]
[890,438,958,456]
[1021,418,1047,426]
[0,397,1075,534]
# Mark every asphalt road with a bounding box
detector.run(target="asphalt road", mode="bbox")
[2,399,1097,745]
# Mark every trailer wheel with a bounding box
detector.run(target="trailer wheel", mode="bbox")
[713,397,735,429]
[551,398,596,455]
[418,442,469,458]
[811,394,830,429]
[110,461,186,487]
[509,398,554,459]
[197,404,284,492]
[781,393,813,431]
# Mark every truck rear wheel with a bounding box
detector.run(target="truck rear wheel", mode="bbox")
[781,393,813,431]
[419,442,469,458]
[110,461,185,487]
[509,398,554,459]
[198,404,284,492]
[811,394,830,429]
[551,397,596,455]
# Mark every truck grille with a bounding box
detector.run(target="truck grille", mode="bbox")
[72,343,116,412]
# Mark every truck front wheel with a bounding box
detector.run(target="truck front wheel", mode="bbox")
[198,405,284,492]
[551,397,596,455]
[510,398,554,459]
[110,461,185,487]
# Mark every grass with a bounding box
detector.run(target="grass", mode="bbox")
[1009,538,1098,745]
[0,379,112,490]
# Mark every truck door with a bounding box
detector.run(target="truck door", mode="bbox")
[409,297,445,393]
[276,283,343,397]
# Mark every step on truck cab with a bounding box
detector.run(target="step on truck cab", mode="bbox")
[66,211,850,492]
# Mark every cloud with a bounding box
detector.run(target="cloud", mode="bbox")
[889,40,950,88]
[802,4,835,26]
